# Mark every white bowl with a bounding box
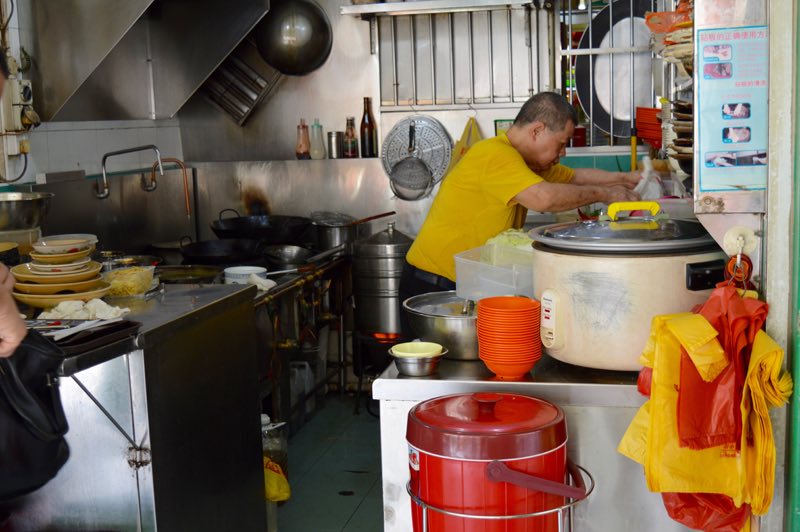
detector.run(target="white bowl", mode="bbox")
[32,238,92,255]
[224,266,268,285]
[40,233,99,246]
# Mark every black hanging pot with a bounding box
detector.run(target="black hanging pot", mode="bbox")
[253,0,333,76]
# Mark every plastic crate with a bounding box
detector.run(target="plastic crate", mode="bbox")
[455,244,534,301]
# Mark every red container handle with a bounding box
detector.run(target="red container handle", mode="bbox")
[486,459,588,500]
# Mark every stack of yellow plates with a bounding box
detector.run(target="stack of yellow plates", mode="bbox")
[11,262,108,309]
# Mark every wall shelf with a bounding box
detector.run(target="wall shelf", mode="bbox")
[340,1,533,17]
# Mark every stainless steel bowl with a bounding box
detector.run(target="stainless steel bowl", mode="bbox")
[403,291,478,360]
[0,192,54,230]
[262,245,314,269]
[391,349,447,377]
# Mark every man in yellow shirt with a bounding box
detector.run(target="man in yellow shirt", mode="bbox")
[400,92,641,334]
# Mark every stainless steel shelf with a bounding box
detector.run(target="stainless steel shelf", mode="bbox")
[341,0,532,17]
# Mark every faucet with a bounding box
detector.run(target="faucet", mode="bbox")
[96,145,163,199]
[145,157,192,218]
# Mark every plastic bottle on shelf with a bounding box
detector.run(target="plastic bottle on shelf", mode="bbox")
[309,119,326,160]
[296,119,311,160]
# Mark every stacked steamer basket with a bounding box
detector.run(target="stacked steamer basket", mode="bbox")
[476,296,542,379]
[11,234,109,309]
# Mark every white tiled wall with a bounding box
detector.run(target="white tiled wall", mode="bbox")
[26,120,183,179]
[9,0,183,183]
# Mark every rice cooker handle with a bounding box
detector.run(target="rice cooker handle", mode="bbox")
[486,459,587,500]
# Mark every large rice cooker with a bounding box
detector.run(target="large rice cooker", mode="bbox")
[407,392,589,532]
[529,203,726,371]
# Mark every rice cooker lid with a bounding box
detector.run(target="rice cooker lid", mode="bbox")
[529,218,715,253]
[406,392,566,460]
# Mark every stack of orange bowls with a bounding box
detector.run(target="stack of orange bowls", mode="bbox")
[476,296,542,379]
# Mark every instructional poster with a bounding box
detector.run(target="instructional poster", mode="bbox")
[697,26,768,192]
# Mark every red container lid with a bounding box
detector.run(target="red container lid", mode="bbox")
[406,392,566,461]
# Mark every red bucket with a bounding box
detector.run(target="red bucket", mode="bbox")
[407,392,588,532]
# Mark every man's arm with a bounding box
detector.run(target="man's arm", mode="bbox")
[514,181,639,213]
[570,168,641,188]
[0,263,25,357]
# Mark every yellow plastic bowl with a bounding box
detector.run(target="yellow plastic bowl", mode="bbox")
[390,342,443,358]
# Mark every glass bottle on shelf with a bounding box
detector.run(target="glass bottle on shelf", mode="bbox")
[360,97,378,158]
[309,119,326,160]
[296,119,311,160]
[343,117,359,159]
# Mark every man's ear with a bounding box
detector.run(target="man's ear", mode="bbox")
[529,122,546,141]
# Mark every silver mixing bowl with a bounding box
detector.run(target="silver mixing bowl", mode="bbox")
[391,349,448,377]
[0,192,54,230]
[402,291,478,361]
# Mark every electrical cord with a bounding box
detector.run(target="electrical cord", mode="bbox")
[4,152,27,183]
[1,0,14,32]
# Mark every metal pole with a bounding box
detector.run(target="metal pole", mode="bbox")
[338,313,345,397]
[589,0,594,146]
[507,8,514,102]
[391,17,399,106]
[609,0,615,146]
[449,13,456,104]
[488,10,495,103]
[468,12,475,103]
[527,7,535,96]
[630,0,635,131]
[410,16,418,105]
[567,0,574,122]
[429,14,436,105]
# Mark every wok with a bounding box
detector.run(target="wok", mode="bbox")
[210,209,311,244]
[262,245,314,270]
[180,238,265,265]
[253,0,333,76]
[156,265,222,284]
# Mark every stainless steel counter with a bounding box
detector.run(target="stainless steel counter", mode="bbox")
[373,355,643,408]
[60,283,257,376]
[10,283,266,532]
[375,356,683,532]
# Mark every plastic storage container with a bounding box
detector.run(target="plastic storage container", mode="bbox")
[455,244,534,301]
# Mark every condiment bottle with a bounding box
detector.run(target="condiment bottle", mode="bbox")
[309,118,326,160]
[343,117,359,159]
[360,97,378,158]
[296,119,311,160]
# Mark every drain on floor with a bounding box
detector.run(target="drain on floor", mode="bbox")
[339,490,355,496]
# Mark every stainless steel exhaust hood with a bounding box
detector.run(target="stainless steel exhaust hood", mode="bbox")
[28,0,270,121]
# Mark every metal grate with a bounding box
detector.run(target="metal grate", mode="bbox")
[558,0,663,147]
[376,5,554,110]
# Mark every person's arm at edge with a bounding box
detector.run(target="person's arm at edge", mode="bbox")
[514,181,639,213]
[570,167,641,188]
[0,263,26,357]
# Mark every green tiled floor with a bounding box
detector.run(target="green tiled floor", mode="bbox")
[278,396,383,532]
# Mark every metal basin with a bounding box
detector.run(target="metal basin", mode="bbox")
[402,291,478,361]
[0,192,54,230]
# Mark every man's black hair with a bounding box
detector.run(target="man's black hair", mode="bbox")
[513,92,578,132]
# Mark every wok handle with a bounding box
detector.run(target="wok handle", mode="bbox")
[219,208,241,221]
[408,121,416,154]
[485,459,587,500]
[348,211,396,227]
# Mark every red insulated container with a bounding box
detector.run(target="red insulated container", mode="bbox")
[407,392,578,532]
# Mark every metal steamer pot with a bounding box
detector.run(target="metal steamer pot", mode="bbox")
[352,222,412,335]
[311,211,358,256]
[529,202,726,371]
